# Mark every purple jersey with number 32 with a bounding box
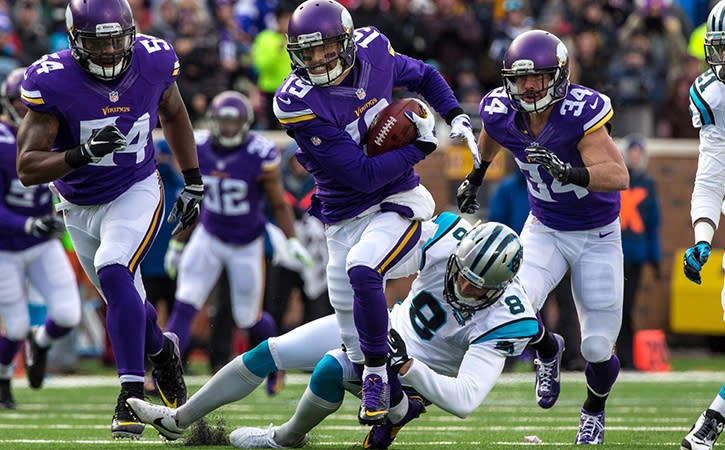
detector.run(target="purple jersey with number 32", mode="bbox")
[479,84,620,231]
[20,34,180,206]
[195,130,280,245]
[0,120,53,250]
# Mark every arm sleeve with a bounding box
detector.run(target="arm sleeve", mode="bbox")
[691,125,725,229]
[400,343,506,418]
[294,121,427,193]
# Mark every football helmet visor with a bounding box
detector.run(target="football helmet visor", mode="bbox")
[208,91,254,149]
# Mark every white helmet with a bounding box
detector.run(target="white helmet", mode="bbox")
[444,222,523,324]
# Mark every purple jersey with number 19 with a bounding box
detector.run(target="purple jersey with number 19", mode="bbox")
[20,34,180,206]
[479,84,620,231]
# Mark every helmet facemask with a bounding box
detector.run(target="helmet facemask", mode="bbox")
[706,33,725,82]
[70,26,135,80]
[444,255,508,325]
[503,64,565,113]
[288,32,355,86]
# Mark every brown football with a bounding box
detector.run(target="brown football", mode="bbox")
[365,98,422,157]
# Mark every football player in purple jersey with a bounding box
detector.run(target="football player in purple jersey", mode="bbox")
[273,0,479,426]
[456,30,629,444]
[0,67,82,410]
[15,0,202,439]
[162,90,312,394]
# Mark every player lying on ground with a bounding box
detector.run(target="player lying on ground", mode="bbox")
[127,215,538,448]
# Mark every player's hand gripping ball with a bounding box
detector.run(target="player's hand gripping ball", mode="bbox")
[365,98,422,157]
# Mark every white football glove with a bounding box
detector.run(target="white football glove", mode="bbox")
[287,237,314,268]
[449,114,481,167]
[164,240,185,279]
[404,98,437,147]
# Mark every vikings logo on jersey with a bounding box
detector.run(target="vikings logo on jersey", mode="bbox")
[20,34,181,206]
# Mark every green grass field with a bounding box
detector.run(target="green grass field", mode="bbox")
[0,365,721,450]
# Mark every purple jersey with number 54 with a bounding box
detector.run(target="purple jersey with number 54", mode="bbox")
[479,84,620,231]
[195,130,280,245]
[20,34,180,206]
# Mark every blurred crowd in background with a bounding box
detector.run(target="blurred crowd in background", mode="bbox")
[6,0,705,374]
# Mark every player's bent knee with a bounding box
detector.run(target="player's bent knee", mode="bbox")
[309,355,344,403]
[581,335,614,363]
[241,340,278,378]
[4,317,30,341]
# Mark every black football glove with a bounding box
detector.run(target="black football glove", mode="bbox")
[387,328,411,374]
[684,242,711,284]
[24,214,65,239]
[456,178,480,214]
[169,184,203,236]
[525,143,571,182]
[66,124,127,168]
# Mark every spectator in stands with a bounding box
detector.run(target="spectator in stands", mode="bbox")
[350,0,395,38]
[658,54,702,138]
[618,135,661,371]
[570,30,610,95]
[0,12,18,82]
[147,0,178,43]
[607,36,660,136]
[11,0,47,67]
[386,0,430,62]
[251,1,294,129]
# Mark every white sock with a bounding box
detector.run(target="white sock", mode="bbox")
[35,326,51,348]
[275,387,341,446]
[362,364,388,383]
[710,386,725,416]
[388,392,409,423]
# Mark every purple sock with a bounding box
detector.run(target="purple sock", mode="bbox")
[44,318,72,340]
[349,266,388,361]
[0,335,20,366]
[166,301,198,354]
[585,354,620,396]
[248,311,277,348]
[98,264,145,378]
[532,312,545,342]
[144,301,165,355]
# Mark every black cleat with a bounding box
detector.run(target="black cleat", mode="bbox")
[111,389,145,439]
[0,379,16,410]
[151,332,187,408]
[23,326,49,389]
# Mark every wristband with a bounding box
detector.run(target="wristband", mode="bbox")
[565,166,590,188]
[444,107,465,125]
[694,220,715,244]
[64,145,90,169]
[466,161,490,185]
[168,239,186,250]
[414,140,436,155]
[182,167,202,185]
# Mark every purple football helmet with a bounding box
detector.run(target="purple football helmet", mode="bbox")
[501,30,570,113]
[286,0,356,86]
[65,0,136,81]
[208,91,254,149]
[1,67,27,126]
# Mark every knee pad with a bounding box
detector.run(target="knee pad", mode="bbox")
[242,340,277,378]
[309,354,345,403]
[581,335,614,363]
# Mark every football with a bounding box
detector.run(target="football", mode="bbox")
[365,98,422,157]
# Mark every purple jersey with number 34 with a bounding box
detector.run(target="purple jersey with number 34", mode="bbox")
[479,84,620,231]
[20,34,180,206]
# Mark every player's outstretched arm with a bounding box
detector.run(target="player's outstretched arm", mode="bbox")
[16,109,65,185]
[158,82,199,172]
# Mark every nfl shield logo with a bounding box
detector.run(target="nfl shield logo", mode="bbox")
[109,91,119,103]
[311,136,321,146]
[356,88,366,100]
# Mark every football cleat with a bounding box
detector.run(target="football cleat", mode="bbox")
[358,374,390,426]
[575,408,605,445]
[363,395,426,449]
[0,379,16,410]
[681,409,725,450]
[266,370,285,396]
[534,332,564,409]
[151,332,187,408]
[23,326,49,389]
[126,397,185,441]
[111,390,145,439]
[229,424,308,449]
